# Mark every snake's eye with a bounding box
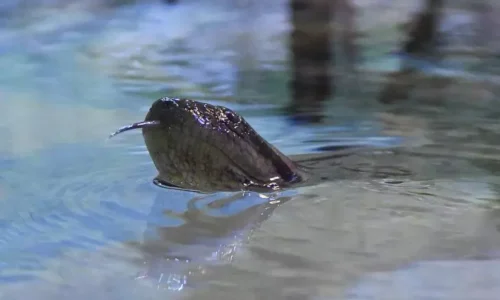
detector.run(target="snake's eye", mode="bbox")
[225,110,240,123]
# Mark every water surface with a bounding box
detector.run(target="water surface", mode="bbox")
[1,1,500,299]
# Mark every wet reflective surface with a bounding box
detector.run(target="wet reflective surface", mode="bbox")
[1,1,500,299]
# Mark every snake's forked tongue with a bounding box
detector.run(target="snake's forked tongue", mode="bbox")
[108,120,161,139]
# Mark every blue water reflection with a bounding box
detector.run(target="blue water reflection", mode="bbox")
[0,1,499,299]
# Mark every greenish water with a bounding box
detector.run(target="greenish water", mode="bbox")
[1,1,500,299]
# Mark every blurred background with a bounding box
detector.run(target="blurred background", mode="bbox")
[1,0,500,299]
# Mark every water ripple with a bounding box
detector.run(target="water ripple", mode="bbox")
[128,190,296,291]
[0,134,302,291]
[0,141,159,282]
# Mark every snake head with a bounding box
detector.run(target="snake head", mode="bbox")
[110,97,306,193]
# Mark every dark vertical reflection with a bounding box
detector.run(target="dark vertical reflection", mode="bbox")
[233,0,261,102]
[470,1,493,49]
[288,0,334,124]
[471,0,500,74]
[378,0,444,104]
[126,190,292,291]
[337,0,359,70]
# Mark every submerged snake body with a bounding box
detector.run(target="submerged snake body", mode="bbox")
[139,97,306,193]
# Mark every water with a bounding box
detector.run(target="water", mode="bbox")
[1,0,500,299]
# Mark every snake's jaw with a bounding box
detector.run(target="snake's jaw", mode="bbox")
[108,120,162,139]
